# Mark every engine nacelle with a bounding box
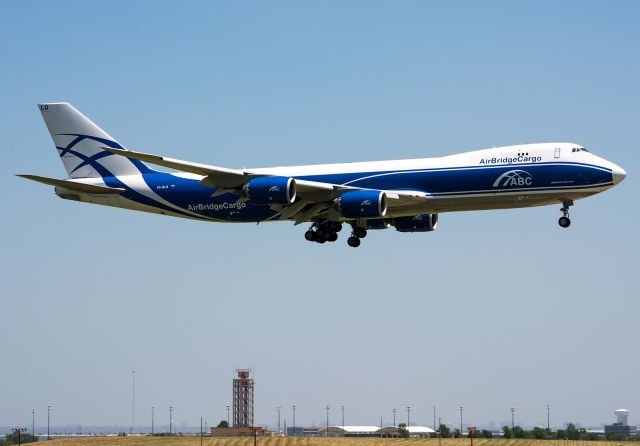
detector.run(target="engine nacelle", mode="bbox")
[394,214,438,232]
[243,176,296,205]
[337,190,387,219]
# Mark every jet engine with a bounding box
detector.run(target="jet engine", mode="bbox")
[337,190,387,219]
[243,176,296,205]
[393,214,438,232]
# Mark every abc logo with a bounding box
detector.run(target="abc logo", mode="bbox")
[493,170,533,188]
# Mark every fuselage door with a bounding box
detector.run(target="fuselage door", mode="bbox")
[554,147,561,159]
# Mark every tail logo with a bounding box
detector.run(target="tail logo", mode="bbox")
[493,170,533,188]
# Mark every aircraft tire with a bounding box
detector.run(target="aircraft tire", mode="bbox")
[327,232,338,242]
[305,230,317,241]
[353,227,367,238]
[558,217,571,228]
[347,236,361,247]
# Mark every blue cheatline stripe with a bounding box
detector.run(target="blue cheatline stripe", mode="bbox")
[103,175,212,220]
[340,162,611,186]
[56,133,154,174]
[297,162,611,188]
[429,182,614,197]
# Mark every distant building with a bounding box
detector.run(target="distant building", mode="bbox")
[604,409,638,438]
[316,425,435,438]
[210,427,267,437]
[233,369,254,428]
[286,426,306,436]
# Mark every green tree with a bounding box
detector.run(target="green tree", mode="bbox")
[581,431,598,441]
[567,423,579,440]
[532,427,547,439]
[502,426,512,439]
[479,429,493,438]
[4,432,38,444]
[217,420,229,428]
[398,423,409,438]
[513,426,527,438]
[438,423,451,438]
[555,428,567,440]
[453,428,461,438]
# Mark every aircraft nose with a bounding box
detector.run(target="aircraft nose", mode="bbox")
[612,164,626,185]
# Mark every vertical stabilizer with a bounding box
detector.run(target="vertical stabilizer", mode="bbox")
[39,102,153,178]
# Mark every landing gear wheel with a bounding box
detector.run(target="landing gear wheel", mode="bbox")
[305,230,317,241]
[558,216,571,228]
[559,200,573,229]
[327,232,338,242]
[329,222,343,233]
[347,236,361,247]
[353,227,367,239]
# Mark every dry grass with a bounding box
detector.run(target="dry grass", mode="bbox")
[40,437,640,446]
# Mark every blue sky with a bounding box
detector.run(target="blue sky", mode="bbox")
[1,0,639,431]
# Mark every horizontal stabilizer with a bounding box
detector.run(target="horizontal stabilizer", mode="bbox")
[17,175,125,194]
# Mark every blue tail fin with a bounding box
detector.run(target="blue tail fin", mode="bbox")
[39,102,154,178]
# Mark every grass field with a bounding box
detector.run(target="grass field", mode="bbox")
[38,438,640,446]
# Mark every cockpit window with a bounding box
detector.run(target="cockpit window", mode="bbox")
[572,147,590,153]
[581,147,590,152]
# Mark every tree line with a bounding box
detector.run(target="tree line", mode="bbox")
[435,423,632,441]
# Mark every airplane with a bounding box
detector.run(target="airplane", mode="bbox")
[19,102,626,247]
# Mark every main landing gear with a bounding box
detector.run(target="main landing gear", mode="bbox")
[304,221,368,247]
[304,221,342,244]
[347,225,367,248]
[558,200,573,228]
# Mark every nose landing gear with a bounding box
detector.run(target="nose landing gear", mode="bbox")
[558,200,573,228]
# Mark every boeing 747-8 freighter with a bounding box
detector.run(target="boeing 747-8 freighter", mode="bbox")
[19,103,626,247]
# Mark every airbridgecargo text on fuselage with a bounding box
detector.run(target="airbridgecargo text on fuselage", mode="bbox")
[188,202,247,212]
[479,155,543,165]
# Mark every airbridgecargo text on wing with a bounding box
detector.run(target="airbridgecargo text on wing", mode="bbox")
[479,155,542,164]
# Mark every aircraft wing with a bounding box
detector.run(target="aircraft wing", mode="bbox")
[103,147,256,188]
[105,147,430,221]
[280,186,429,223]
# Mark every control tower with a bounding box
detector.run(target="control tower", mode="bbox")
[233,369,254,427]
[605,409,637,438]
[616,409,629,425]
